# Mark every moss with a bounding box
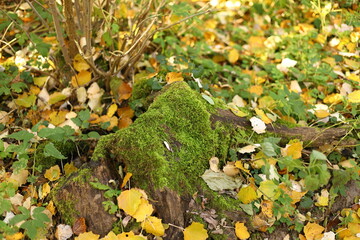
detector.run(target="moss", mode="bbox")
[34,140,76,171]
[50,168,91,224]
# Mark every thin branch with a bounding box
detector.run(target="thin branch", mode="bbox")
[48,0,72,67]
[25,0,51,30]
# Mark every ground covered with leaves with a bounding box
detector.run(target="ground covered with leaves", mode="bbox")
[0,0,360,239]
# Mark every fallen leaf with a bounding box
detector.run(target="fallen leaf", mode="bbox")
[117,188,142,216]
[132,198,154,222]
[8,169,29,187]
[258,180,280,200]
[99,231,117,240]
[183,222,208,240]
[228,48,239,64]
[117,231,146,240]
[73,54,90,72]
[72,217,87,235]
[5,232,24,240]
[348,90,360,103]
[71,70,92,87]
[49,92,67,105]
[235,222,250,239]
[249,85,263,96]
[142,216,165,236]
[40,183,51,199]
[74,231,99,240]
[117,106,135,119]
[107,104,118,118]
[250,117,266,134]
[209,156,220,172]
[304,222,324,240]
[261,200,274,218]
[15,93,36,107]
[118,117,133,129]
[121,172,133,188]
[201,169,242,191]
[235,161,251,174]
[237,185,258,204]
[118,82,132,100]
[238,144,259,154]
[55,224,73,240]
[44,165,61,181]
[166,72,184,84]
[64,162,78,175]
[255,108,272,124]
[281,140,303,159]
[223,162,240,176]
[315,189,329,207]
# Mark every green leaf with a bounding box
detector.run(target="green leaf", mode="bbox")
[78,109,90,121]
[15,94,36,107]
[7,130,34,142]
[90,181,111,190]
[261,142,276,157]
[0,198,12,215]
[310,150,327,161]
[201,94,214,105]
[43,143,66,159]
[88,131,101,139]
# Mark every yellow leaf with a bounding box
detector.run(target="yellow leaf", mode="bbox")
[282,140,303,159]
[117,231,146,240]
[64,162,78,175]
[121,172,133,188]
[49,92,67,105]
[278,183,307,204]
[322,57,336,67]
[99,231,118,240]
[229,107,248,117]
[303,222,324,240]
[323,93,342,104]
[255,108,272,124]
[228,49,239,64]
[261,200,273,218]
[344,58,360,70]
[44,165,61,181]
[315,109,330,119]
[142,216,165,236]
[41,183,51,199]
[183,222,208,240]
[49,110,67,126]
[235,222,250,239]
[107,104,118,118]
[117,189,142,216]
[249,85,263,96]
[46,200,56,215]
[71,70,92,87]
[348,90,360,103]
[315,189,329,207]
[348,222,360,235]
[237,186,258,204]
[258,96,276,110]
[73,54,90,72]
[15,93,36,108]
[248,36,266,51]
[347,73,360,82]
[33,76,48,87]
[5,232,24,240]
[75,231,100,240]
[166,72,184,84]
[133,198,154,222]
[235,161,251,174]
[258,180,280,200]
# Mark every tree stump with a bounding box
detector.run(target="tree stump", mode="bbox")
[53,81,349,239]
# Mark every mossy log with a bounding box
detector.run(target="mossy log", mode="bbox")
[53,81,349,239]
